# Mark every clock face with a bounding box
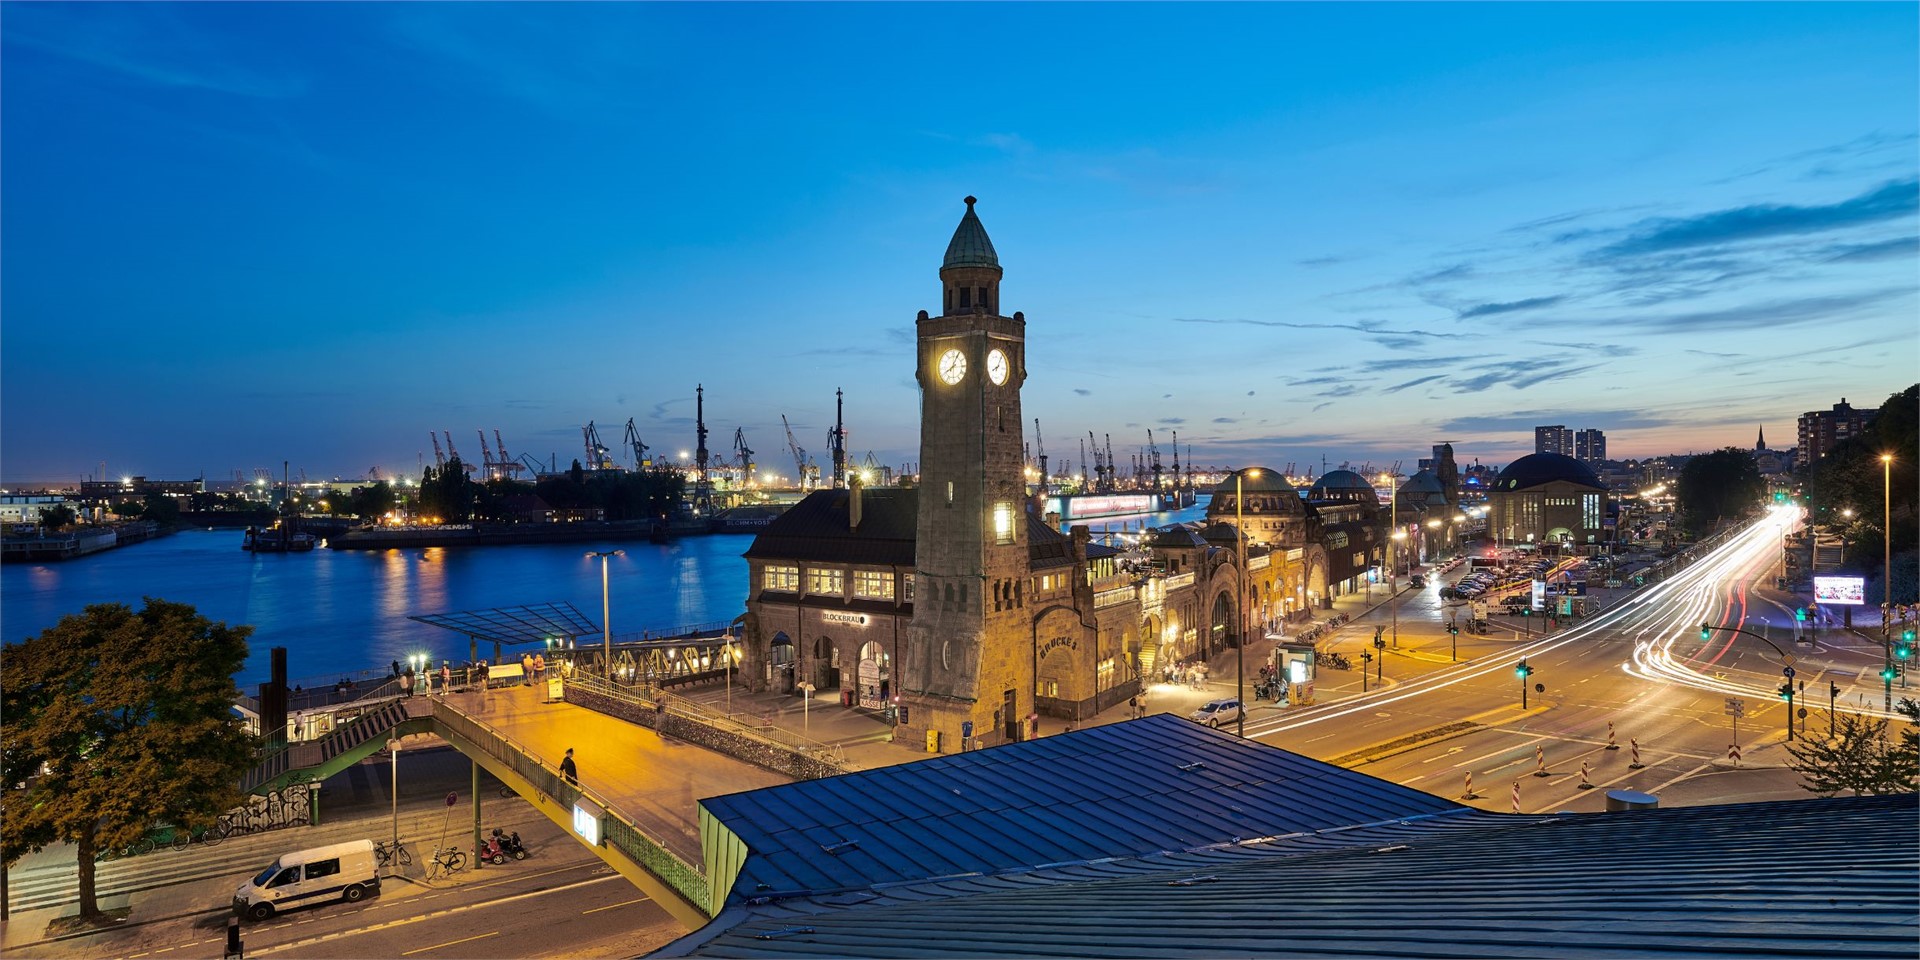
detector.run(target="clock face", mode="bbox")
[986,348,1009,385]
[938,348,967,385]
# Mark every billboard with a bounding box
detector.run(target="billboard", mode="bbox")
[1812,576,1866,606]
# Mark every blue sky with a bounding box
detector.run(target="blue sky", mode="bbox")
[3,2,1915,485]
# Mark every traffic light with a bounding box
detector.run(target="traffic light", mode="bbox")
[1897,637,1914,661]
[1448,624,1459,636]
[1830,681,1840,699]
[1882,666,1898,683]
[1773,491,1786,502]
[1794,607,1807,623]
[1700,622,1712,640]
[1777,683,1793,702]
[1515,659,1533,679]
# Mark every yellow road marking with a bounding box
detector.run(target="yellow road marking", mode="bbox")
[402,930,499,956]
[582,896,653,914]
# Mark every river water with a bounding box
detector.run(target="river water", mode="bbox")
[2,499,1211,686]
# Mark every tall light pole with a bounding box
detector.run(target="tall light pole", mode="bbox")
[386,738,400,876]
[1383,471,1402,649]
[1234,468,1261,737]
[1883,454,1894,710]
[588,550,624,681]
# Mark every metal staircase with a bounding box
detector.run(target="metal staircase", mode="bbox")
[241,698,429,795]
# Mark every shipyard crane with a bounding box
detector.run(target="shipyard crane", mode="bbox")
[430,432,446,470]
[623,418,650,470]
[1104,434,1116,493]
[1079,437,1088,488]
[1147,430,1164,491]
[582,421,615,472]
[1170,430,1181,491]
[1033,419,1048,496]
[782,414,811,491]
[733,428,755,484]
[860,451,891,486]
[478,430,497,478]
[492,430,523,479]
[445,431,476,474]
[693,385,713,515]
[1087,432,1104,492]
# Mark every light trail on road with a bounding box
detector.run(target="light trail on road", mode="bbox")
[1243,504,1897,739]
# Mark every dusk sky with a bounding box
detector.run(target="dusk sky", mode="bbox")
[3,2,1915,486]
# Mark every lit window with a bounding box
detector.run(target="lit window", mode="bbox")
[763,565,799,592]
[853,570,895,600]
[806,568,844,596]
[903,573,915,601]
[993,502,1014,544]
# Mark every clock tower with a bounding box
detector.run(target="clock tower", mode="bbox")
[902,197,1033,748]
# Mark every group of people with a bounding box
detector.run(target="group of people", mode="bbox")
[1161,661,1209,689]
[517,651,550,681]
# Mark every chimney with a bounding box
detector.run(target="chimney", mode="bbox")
[849,474,864,531]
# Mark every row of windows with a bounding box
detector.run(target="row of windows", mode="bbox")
[763,565,912,601]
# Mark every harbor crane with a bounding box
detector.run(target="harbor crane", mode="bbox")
[1170,430,1182,492]
[1104,434,1117,493]
[430,432,446,469]
[1147,429,1164,491]
[829,388,848,489]
[693,385,713,516]
[445,432,475,474]
[1033,419,1048,495]
[492,430,523,479]
[623,418,650,470]
[733,428,755,484]
[583,421,614,471]
[782,414,813,491]
[478,430,496,478]
[1087,432,1105,492]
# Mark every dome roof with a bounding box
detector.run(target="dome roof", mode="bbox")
[1210,469,1295,496]
[1309,469,1377,502]
[1493,453,1604,492]
[942,196,1000,270]
[1401,470,1444,495]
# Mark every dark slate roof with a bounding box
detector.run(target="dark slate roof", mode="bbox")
[1308,469,1377,502]
[668,792,1920,958]
[1209,468,1294,496]
[941,196,999,269]
[692,716,1464,906]
[742,488,917,567]
[1146,523,1208,549]
[744,489,1103,569]
[1400,469,1444,494]
[1494,452,1606,492]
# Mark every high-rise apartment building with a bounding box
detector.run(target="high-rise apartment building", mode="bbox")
[1534,425,1573,456]
[1797,399,1867,468]
[1574,429,1606,464]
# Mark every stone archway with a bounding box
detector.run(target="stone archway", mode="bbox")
[769,631,795,693]
[856,641,890,709]
[812,634,839,691]
[1211,590,1235,653]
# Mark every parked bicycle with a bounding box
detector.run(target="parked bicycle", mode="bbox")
[426,846,468,879]
[374,839,413,868]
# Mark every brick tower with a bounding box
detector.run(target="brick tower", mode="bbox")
[900,197,1034,750]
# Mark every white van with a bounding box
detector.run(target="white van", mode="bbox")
[233,839,379,921]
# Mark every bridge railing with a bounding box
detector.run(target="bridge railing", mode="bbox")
[429,700,710,915]
[567,673,851,770]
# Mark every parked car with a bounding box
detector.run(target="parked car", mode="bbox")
[1190,699,1244,728]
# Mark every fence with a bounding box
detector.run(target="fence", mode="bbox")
[563,675,849,780]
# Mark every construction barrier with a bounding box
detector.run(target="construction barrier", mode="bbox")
[1533,744,1551,777]
[1605,722,1619,750]
[1629,738,1644,769]
[1578,760,1594,790]
[1511,779,1521,813]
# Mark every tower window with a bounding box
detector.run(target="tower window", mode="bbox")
[947,481,954,506]
[993,502,1014,544]
[978,287,989,312]
[959,287,972,310]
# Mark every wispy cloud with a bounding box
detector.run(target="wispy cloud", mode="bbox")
[1382,374,1446,394]
[1604,288,1911,333]
[1593,178,1919,258]
[1824,235,1920,263]
[1458,295,1565,319]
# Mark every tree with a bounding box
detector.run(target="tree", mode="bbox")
[108,500,144,519]
[1,599,256,921]
[39,505,76,530]
[1675,448,1764,536]
[1803,384,1918,605]
[140,493,181,527]
[417,459,477,523]
[1784,702,1918,797]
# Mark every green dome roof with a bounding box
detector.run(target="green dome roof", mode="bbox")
[942,196,1000,269]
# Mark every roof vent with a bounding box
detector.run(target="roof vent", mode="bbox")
[1177,761,1207,773]
[821,840,859,856]
[1168,875,1218,886]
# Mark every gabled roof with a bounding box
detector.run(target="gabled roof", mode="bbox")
[742,488,917,567]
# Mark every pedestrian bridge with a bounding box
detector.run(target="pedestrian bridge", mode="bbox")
[237,681,798,929]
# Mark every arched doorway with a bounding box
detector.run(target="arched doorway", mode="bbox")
[1211,590,1235,652]
[856,641,890,709]
[813,634,839,690]
[769,632,795,693]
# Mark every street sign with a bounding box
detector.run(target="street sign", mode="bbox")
[1783,654,1794,666]
[1783,666,1796,679]
[445,791,457,807]
[1724,698,1746,717]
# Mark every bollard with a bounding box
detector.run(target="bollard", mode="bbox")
[225,917,244,960]
[1463,771,1477,799]
[1628,738,1644,769]
[1578,760,1594,789]
[1533,744,1551,777]
[1511,779,1521,813]
[1605,721,1619,750]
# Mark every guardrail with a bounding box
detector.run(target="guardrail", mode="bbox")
[566,674,851,769]
[431,701,711,915]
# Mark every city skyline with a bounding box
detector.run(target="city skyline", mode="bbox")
[3,3,1916,484]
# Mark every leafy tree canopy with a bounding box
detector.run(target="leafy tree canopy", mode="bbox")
[1676,447,1764,535]
[2,599,257,918]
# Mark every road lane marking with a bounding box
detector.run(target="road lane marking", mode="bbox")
[251,874,620,955]
[404,931,500,955]
[582,896,653,914]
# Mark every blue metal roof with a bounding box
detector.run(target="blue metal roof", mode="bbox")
[408,601,599,646]
[697,715,1467,904]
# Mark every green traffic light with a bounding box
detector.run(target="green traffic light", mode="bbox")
[1794,607,1807,622]
[1898,644,1913,661]
[1700,623,1711,640]
[1883,667,1898,682]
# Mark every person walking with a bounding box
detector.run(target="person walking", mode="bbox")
[401,667,415,698]
[559,748,577,785]
[1129,695,1139,720]
[440,661,452,694]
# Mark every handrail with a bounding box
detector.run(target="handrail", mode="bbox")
[566,673,851,764]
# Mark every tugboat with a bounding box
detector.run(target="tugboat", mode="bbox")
[242,522,317,553]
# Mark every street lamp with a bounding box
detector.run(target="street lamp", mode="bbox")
[386,738,401,876]
[1883,454,1895,710]
[1382,470,1402,648]
[1233,468,1262,737]
[587,550,625,681]
[1426,518,1441,563]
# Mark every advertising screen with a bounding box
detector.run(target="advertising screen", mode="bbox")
[1812,576,1866,606]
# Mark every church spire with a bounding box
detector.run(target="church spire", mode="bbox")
[940,196,1002,316]
[1756,424,1767,451]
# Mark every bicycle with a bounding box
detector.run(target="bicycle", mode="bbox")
[374,840,413,868]
[426,846,467,879]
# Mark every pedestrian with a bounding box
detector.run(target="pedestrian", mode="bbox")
[1129,695,1139,720]
[440,661,452,694]
[401,667,415,698]
[559,747,577,785]
[392,659,401,678]
[533,653,547,679]
[521,652,533,680]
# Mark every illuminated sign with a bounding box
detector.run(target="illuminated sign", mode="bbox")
[1057,494,1159,519]
[1812,576,1866,606]
[1531,579,1547,611]
[572,798,603,846]
[821,611,870,626]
